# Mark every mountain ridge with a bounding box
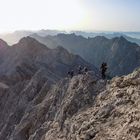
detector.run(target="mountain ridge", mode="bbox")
[1,30,140,45]
[0,37,97,85]
[31,33,140,76]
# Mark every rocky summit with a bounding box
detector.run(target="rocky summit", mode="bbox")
[0,37,140,140]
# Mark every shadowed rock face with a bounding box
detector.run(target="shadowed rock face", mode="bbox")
[31,33,140,76]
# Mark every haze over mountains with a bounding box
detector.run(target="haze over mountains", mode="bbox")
[1,30,140,45]
[31,33,140,77]
[1,30,140,77]
[0,30,66,45]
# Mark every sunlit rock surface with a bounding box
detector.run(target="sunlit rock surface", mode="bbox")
[0,68,140,140]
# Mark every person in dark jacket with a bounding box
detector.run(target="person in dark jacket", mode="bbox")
[100,62,107,79]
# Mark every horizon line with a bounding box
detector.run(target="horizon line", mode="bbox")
[0,29,140,34]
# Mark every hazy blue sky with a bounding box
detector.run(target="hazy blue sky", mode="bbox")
[0,0,140,32]
[86,0,140,31]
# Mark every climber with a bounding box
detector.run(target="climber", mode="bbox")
[78,65,82,74]
[100,62,107,79]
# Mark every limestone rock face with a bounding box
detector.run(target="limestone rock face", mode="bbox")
[0,71,101,140]
[0,68,140,140]
[43,69,140,140]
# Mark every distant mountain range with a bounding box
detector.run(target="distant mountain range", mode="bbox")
[0,30,66,45]
[1,30,140,45]
[0,30,140,77]
[71,31,140,39]
[31,33,140,76]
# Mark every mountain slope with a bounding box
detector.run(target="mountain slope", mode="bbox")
[0,36,97,85]
[44,69,140,140]
[0,37,98,140]
[0,66,140,140]
[31,33,140,76]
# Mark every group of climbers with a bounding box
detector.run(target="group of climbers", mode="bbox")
[67,66,88,78]
[67,62,108,80]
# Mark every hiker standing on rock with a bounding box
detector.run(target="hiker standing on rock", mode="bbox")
[100,62,107,79]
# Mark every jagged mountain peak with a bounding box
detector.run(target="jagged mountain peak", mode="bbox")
[111,35,140,52]
[19,36,36,42]
[112,35,138,45]
[93,35,108,41]
[11,36,50,60]
[17,36,48,49]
